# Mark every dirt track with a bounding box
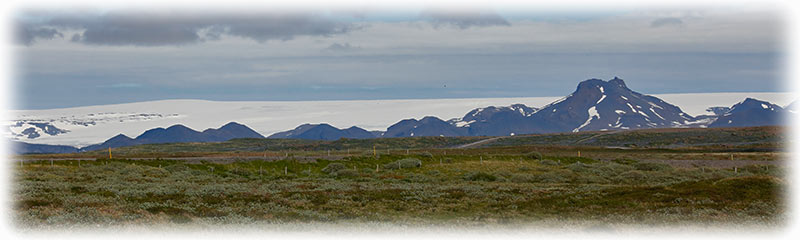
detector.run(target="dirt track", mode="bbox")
[454,137,506,149]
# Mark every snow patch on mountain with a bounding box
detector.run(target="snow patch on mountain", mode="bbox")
[574,106,599,132]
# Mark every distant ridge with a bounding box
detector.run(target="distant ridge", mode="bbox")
[81,122,264,152]
[268,123,376,140]
[708,98,785,128]
[273,77,791,140]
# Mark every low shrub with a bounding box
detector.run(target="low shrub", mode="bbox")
[533,171,569,183]
[322,163,347,174]
[572,174,609,184]
[546,156,597,165]
[332,169,359,177]
[463,172,497,182]
[612,158,639,165]
[510,173,534,183]
[229,168,252,177]
[404,173,433,183]
[164,163,191,173]
[567,162,590,172]
[539,159,559,166]
[634,162,672,171]
[142,167,169,178]
[384,158,422,170]
[614,170,647,183]
[595,162,634,174]
[525,151,543,160]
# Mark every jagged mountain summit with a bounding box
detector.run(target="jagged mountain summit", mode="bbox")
[708,98,785,128]
[529,77,695,133]
[81,122,264,151]
[268,123,376,140]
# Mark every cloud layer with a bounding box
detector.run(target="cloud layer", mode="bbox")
[13,8,784,109]
[19,11,359,46]
[420,10,511,29]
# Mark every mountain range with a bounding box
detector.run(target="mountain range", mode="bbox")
[12,122,263,154]
[270,77,789,140]
[10,77,792,154]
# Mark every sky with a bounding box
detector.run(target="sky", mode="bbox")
[11,4,786,110]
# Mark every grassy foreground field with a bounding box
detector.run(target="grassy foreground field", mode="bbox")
[12,126,787,228]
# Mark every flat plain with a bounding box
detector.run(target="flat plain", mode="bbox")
[13,126,786,229]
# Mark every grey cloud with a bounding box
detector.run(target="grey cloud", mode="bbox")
[21,10,358,46]
[420,10,510,29]
[208,15,357,43]
[16,24,64,45]
[324,42,361,52]
[651,17,683,28]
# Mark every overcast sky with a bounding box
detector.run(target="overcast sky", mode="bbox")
[12,6,785,109]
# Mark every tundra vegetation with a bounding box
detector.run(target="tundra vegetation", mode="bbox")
[12,126,786,228]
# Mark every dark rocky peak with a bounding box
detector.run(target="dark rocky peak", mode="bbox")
[608,76,627,89]
[709,98,784,128]
[732,98,781,112]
